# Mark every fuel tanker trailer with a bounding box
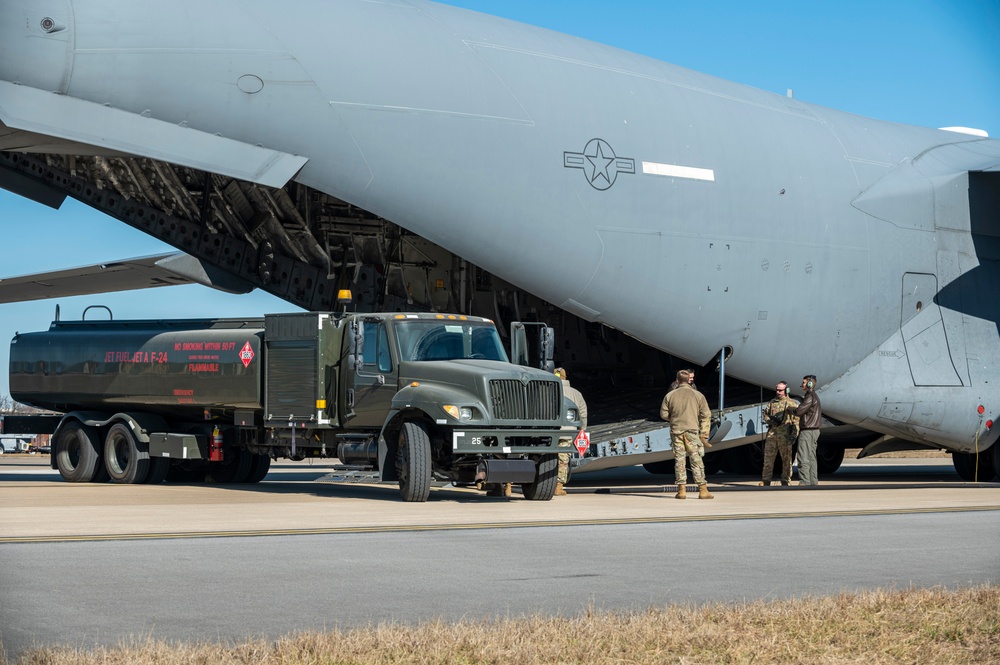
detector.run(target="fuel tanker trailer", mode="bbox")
[7,311,580,501]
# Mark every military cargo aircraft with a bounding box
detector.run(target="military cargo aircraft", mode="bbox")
[1,1,998,480]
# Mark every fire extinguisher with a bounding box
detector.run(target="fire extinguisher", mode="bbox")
[209,426,224,462]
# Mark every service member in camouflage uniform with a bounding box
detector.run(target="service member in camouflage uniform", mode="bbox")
[760,381,798,486]
[554,368,588,496]
[660,370,714,499]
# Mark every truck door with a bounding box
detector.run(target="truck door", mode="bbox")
[349,320,398,428]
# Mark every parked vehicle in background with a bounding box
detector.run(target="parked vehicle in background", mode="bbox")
[0,435,34,454]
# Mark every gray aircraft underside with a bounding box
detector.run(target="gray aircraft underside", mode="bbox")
[1,0,999,456]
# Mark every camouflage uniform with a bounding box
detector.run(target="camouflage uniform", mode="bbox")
[660,383,711,488]
[558,376,588,484]
[762,394,798,484]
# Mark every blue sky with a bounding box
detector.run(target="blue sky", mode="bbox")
[1,0,998,398]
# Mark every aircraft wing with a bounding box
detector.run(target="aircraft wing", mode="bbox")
[0,252,254,304]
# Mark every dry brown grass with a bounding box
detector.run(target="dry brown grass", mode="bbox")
[5,585,997,665]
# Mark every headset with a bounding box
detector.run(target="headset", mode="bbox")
[804,375,816,390]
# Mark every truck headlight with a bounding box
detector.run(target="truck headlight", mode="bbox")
[443,405,475,421]
[566,408,579,423]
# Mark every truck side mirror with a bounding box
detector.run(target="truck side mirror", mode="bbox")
[510,322,555,371]
[538,326,555,374]
[347,319,364,371]
[510,322,529,367]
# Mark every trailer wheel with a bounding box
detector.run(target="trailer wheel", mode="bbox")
[165,461,208,483]
[521,454,558,501]
[144,457,170,484]
[55,422,104,483]
[397,421,432,502]
[206,447,251,483]
[245,453,271,483]
[104,423,150,484]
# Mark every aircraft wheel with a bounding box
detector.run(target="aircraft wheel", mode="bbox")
[397,421,432,502]
[54,422,104,483]
[104,423,150,484]
[521,454,558,501]
[206,447,252,483]
[816,444,845,476]
[702,451,725,476]
[144,457,171,484]
[245,453,272,484]
[723,442,764,476]
[952,450,997,482]
[642,460,673,475]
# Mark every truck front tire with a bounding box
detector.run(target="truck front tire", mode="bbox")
[521,454,558,501]
[54,422,104,483]
[104,423,150,484]
[397,421,432,502]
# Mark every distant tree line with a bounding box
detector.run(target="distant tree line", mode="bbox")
[0,394,51,415]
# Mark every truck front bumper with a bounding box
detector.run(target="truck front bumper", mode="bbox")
[451,428,563,454]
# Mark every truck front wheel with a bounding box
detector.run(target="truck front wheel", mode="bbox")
[55,422,105,483]
[104,423,150,484]
[521,454,558,501]
[397,421,432,502]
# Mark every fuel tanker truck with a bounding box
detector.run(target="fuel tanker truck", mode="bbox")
[6,311,581,501]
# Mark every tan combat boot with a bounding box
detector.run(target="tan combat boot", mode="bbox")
[502,483,512,497]
[698,485,715,500]
[554,482,567,496]
[675,484,687,500]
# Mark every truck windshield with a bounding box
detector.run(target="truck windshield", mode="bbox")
[395,320,508,362]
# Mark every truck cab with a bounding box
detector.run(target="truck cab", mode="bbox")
[264,312,579,500]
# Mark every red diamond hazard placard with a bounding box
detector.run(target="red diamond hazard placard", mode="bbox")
[240,341,255,367]
[573,429,590,456]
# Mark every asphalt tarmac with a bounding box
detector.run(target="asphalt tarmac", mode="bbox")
[1,454,998,660]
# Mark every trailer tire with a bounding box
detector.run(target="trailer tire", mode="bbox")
[55,422,103,483]
[521,454,558,501]
[397,421,432,502]
[165,461,208,483]
[206,447,251,483]
[144,457,170,484]
[245,453,271,483]
[104,423,150,484]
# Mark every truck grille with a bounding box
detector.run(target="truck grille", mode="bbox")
[488,380,560,421]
